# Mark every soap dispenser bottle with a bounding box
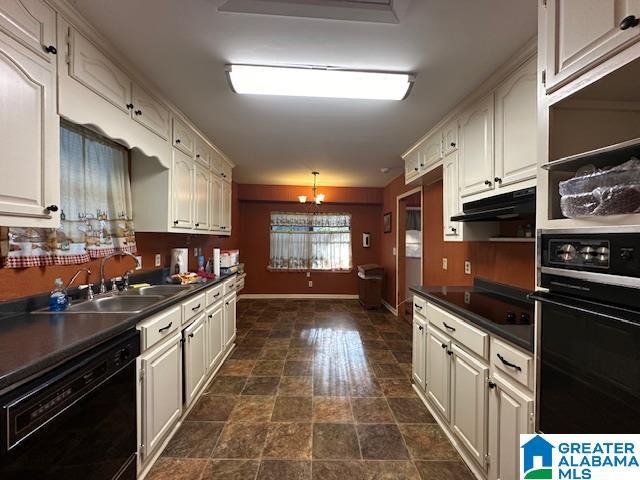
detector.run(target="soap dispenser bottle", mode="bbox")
[49,277,68,311]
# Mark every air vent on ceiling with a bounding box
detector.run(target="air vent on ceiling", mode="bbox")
[218,0,399,24]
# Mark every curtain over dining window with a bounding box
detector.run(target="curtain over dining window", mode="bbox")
[269,212,352,271]
[1,122,136,268]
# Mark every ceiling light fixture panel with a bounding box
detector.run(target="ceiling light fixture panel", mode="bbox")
[226,64,414,100]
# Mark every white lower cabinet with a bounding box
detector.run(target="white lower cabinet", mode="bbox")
[451,344,489,467]
[206,303,224,371]
[412,315,427,390]
[138,332,182,462]
[223,293,237,350]
[488,373,534,480]
[183,312,207,406]
[425,325,451,421]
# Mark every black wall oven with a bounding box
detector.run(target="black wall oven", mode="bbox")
[0,330,140,479]
[533,231,640,434]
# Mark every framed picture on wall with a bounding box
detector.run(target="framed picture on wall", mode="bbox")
[383,212,392,233]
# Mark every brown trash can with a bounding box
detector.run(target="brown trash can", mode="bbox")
[357,264,384,310]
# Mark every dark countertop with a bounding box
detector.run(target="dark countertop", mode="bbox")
[410,280,534,352]
[0,272,236,393]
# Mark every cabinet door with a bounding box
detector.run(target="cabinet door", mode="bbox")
[0,0,55,62]
[420,132,443,172]
[404,150,420,183]
[206,304,224,371]
[184,314,207,406]
[195,136,211,168]
[545,0,640,92]
[443,152,461,240]
[210,175,223,230]
[494,57,537,188]
[140,333,182,461]
[223,294,237,349]
[171,150,194,229]
[488,374,534,480]
[412,317,427,390]
[0,33,59,227]
[220,159,232,181]
[460,94,494,197]
[131,83,170,140]
[69,29,131,113]
[451,344,489,467]
[221,181,232,233]
[172,117,195,156]
[194,165,211,231]
[425,326,451,421]
[443,119,459,155]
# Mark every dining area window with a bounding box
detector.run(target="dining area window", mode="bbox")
[268,212,352,271]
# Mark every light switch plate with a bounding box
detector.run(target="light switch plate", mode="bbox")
[464,261,471,275]
[154,254,161,267]
[308,280,313,288]
[392,247,397,256]
[135,256,143,270]
[306,272,311,278]
[442,258,448,270]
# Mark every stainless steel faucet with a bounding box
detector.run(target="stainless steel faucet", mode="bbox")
[99,252,141,294]
[65,268,93,300]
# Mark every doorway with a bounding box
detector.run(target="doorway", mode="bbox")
[396,187,422,324]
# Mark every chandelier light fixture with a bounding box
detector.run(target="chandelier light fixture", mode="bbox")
[299,171,326,205]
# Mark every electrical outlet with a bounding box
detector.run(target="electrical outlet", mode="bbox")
[464,261,472,275]
[392,247,397,256]
[135,256,143,270]
[308,280,313,288]
[442,258,448,270]
[464,292,471,304]
[306,272,311,278]
[154,254,161,267]
[193,247,199,257]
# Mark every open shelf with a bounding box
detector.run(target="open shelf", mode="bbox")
[488,237,535,243]
[542,136,640,172]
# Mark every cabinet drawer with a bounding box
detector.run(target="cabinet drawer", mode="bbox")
[426,302,488,359]
[223,277,237,296]
[413,295,427,318]
[138,305,181,351]
[182,293,205,324]
[236,277,245,292]
[172,117,195,156]
[490,338,533,390]
[206,283,224,306]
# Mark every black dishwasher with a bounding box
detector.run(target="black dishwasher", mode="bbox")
[0,329,140,479]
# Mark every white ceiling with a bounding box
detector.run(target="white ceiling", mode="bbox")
[69,0,537,187]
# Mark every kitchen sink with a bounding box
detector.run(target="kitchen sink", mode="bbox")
[121,284,200,297]
[34,295,166,314]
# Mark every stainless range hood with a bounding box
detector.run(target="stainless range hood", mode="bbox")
[450,187,536,222]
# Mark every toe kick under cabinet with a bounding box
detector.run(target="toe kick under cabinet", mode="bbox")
[136,278,238,477]
[412,296,534,480]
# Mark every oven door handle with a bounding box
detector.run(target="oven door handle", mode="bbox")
[529,291,640,326]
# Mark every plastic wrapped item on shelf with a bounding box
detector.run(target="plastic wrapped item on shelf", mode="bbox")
[559,158,640,218]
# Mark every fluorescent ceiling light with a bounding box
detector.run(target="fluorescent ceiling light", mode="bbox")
[226,65,414,100]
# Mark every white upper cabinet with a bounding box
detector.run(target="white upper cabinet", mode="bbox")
[0,0,56,62]
[494,57,537,188]
[194,164,211,231]
[0,31,59,227]
[195,136,211,168]
[443,119,459,155]
[69,29,131,114]
[131,83,170,140]
[172,117,195,156]
[171,150,194,229]
[451,344,489,467]
[420,131,443,172]
[221,181,232,232]
[405,149,420,183]
[460,93,495,197]
[220,158,232,182]
[210,175,222,230]
[443,151,461,240]
[544,0,640,92]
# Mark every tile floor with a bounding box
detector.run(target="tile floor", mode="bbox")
[147,299,474,480]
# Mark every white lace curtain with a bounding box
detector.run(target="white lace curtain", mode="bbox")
[269,212,352,271]
[2,122,136,268]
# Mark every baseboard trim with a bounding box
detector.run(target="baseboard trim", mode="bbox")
[413,384,486,480]
[238,293,359,300]
[381,299,397,316]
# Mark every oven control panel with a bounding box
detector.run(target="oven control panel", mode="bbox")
[542,233,640,277]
